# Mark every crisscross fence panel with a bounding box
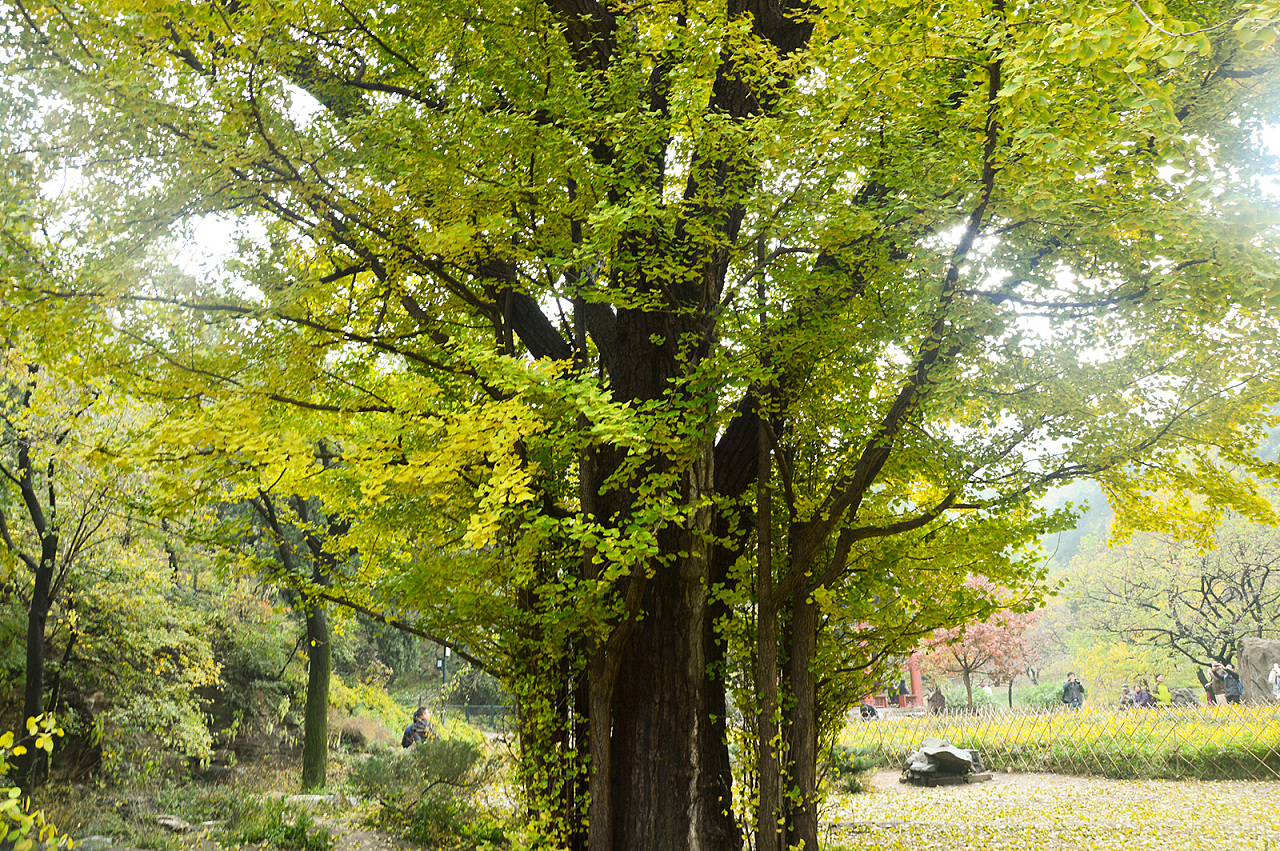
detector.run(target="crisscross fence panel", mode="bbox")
[440,703,513,734]
[840,703,1280,781]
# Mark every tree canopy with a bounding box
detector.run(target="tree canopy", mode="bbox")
[1069,503,1280,667]
[5,0,1280,846]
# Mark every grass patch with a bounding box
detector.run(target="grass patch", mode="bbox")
[827,745,879,794]
[34,757,329,850]
[218,797,333,851]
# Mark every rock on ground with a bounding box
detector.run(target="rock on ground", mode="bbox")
[1239,637,1280,704]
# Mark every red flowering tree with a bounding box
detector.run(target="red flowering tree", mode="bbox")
[922,581,1040,709]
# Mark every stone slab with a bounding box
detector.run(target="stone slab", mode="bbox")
[1238,637,1280,704]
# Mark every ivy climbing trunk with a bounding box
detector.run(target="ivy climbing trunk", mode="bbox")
[588,305,739,851]
[756,414,780,851]
[606,506,736,851]
[783,589,819,851]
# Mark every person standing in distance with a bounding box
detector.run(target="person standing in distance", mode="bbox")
[1062,672,1085,709]
[1222,663,1243,705]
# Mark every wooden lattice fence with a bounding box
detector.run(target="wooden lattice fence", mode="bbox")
[440,703,513,734]
[840,704,1280,781]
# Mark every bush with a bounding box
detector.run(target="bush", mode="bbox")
[826,745,877,794]
[218,797,333,851]
[0,718,65,849]
[1020,681,1067,710]
[348,738,499,846]
[200,585,307,757]
[942,684,997,712]
[332,715,395,751]
[328,674,403,730]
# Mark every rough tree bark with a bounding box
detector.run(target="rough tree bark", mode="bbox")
[300,601,330,791]
[589,305,738,850]
[783,589,819,851]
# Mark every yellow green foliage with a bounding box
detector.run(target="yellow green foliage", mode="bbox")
[1074,642,1185,696]
[70,548,221,775]
[0,716,64,850]
[327,673,402,729]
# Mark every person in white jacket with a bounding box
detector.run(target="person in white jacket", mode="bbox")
[1269,662,1280,703]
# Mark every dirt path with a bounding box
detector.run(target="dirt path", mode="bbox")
[822,769,1280,850]
[326,820,421,851]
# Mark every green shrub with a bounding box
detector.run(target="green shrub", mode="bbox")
[349,738,485,807]
[826,745,877,794]
[349,738,496,846]
[202,586,307,743]
[943,684,997,711]
[1019,681,1067,709]
[440,718,487,746]
[329,674,403,730]
[218,797,333,851]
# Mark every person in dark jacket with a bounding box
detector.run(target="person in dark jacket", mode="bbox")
[1222,664,1243,705]
[1207,661,1228,705]
[1062,673,1085,709]
[401,707,438,747]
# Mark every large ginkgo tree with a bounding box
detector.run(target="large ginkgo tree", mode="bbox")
[6,0,1280,847]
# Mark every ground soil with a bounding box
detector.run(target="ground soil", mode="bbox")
[823,769,1280,850]
[324,819,421,851]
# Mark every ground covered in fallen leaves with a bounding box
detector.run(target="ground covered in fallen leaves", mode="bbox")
[823,770,1280,850]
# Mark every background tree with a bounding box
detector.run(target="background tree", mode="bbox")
[1069,506,1280,668]
[982,611,1043,708]
[1071,639,1184,700]
[247,492,343,791]
[921,581,1039,710]
[0,358,124,790]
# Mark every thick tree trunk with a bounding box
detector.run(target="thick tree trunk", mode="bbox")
[587,657,615,851]
[301,602,330,790]
[579,301,737,851]
[604,443,736,851]
[784,589,819,851]
[608,569,735,849]
[755,416,781,851]
[754,267,782,851]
